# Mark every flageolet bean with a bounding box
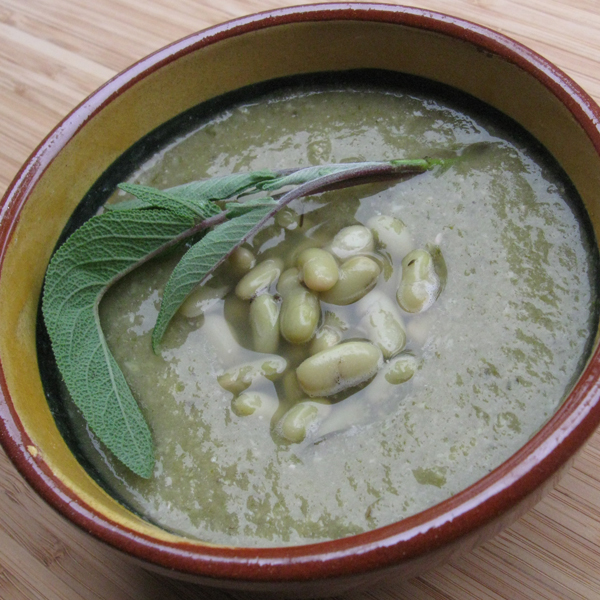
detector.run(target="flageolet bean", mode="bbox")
[232,392,278,417]
[396,249,441,313]
[296,341,383,397]
[320,256,381,305]
[384,354,419,384]
[367,215,413,260]
[218,356,287,395]
[364,354,418,404]
[281,370,305,403]
[329,225,374,260]
[358,291,406,359]
[297,248,339,291]
[277,400,331,443]
[235,258,284,300]
[277,267,320,344]
[280,287,320,344]
[275,208,301,230]
[285,237,322,268]
[227,246,256,277]
[179,282,230,318]
[249,294,280,354]
[277,267,301,295]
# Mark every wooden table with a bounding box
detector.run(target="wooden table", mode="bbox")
[0,1,599,598]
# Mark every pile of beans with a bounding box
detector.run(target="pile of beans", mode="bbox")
[179,212,445,444]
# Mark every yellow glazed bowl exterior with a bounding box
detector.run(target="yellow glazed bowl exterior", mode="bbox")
[1,4,600,596]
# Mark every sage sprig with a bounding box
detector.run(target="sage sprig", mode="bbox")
[42,158,443,477]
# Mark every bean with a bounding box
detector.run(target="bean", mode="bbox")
[218,356,287,395]
[179,281,230,318]
[235,258,284,300]
[329,225,374,260]
[297,248,339,292]
[276,266,320,344]
[364,353,418,403]
[396,249,441,313]
[232,392,278,417]
[384,354,419,384]
[275,208,301,230]
[281,370,305,403]
[358,290,406,359]
[296,341,383,397]
[320,256,381,305]
[286,240,317,269]
[249,294,280,353]
[367,215,413,261]
[227,246,256,277]
[280,287,320,344]
[277,400,331,443]
[277,267,301,295]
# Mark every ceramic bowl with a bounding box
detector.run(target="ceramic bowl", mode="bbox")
[1,3,600,597]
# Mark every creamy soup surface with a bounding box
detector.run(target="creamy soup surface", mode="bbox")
[67,84,596,546]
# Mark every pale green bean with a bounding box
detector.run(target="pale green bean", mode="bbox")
[218,356,287,395]
[329,225,374,260]
[235,258,284,300]
[232,392,278,417]
[396,249,441,313]
[249,294,280,354]
[358,290,406,359]
[320,256,381,305]
[297,248,339,292]
[277,400,330,443]
[296,341,383,397]
[367,215,413,261]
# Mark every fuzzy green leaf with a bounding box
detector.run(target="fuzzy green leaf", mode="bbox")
[43,159,445,477]
[152,205,273,351]
[167,171,277,200]
[256,162,383,191]
[42,209,196,478]
[225,196,277,217]
[117,182,221,221]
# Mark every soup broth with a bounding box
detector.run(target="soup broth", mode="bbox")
[53,80,597,547]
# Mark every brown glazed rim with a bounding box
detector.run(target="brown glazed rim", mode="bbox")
[1,2,600,583]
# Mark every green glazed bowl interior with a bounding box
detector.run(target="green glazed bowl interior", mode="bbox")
[1,3,600,595]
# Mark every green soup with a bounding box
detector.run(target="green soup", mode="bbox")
[47,76,598,547]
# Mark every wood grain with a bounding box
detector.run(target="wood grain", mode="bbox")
[0,1,599,599]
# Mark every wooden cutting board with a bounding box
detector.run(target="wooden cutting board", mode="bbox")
[0,1,599,598]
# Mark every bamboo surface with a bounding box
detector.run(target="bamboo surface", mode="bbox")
[0,1,599,599]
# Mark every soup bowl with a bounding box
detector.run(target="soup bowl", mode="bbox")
[1,3,600,597]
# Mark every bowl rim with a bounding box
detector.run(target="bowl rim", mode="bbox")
[1,1,600,583]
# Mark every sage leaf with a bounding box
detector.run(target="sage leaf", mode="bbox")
[167,171,277,200]
[151,204,273,352]
[152,158,443,350]
[42,209,197,478]
[114,171,278,218]
[43,158,448,477]
[256,162,384,191]
[117,183,221,221]
[225,196,278,217]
